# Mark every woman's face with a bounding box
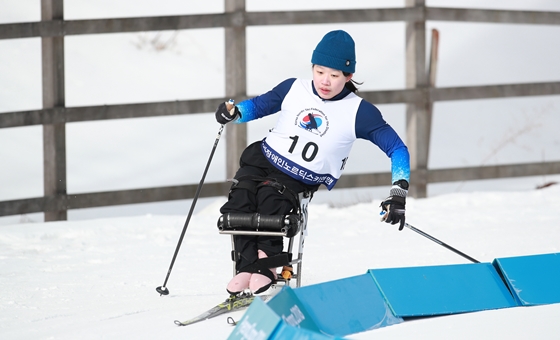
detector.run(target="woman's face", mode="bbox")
[312,65,353,100]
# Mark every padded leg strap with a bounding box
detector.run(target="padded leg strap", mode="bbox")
[238,253,291,281]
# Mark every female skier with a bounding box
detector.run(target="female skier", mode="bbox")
[215,30,411,295]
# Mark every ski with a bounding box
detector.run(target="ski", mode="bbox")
[174,293,259,326]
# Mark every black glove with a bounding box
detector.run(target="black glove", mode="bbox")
[380,180,408,231]
[215,101,240,125]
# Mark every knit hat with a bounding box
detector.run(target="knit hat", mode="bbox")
[311,30,356,73]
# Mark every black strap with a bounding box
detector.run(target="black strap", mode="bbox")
[237,252,291,281]
[228,177,258,194]
[253,176,301,213]
[230,174,303,213]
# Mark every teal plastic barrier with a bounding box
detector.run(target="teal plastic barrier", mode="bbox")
[229,252,560,339]
[293,273,403,336]
[228,294,342,340]
[493,252,560,306]
[369,263,517,317]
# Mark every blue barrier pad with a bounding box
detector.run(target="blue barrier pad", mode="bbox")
[229,290,340,340]
[369,263,517,317]
[270,318,345,340]
[293,273,402,336]
[267,286,322,334]
[493,252,560,306]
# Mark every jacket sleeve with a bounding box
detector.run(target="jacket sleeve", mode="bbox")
[235,78,297,123]
[354,100,411,184]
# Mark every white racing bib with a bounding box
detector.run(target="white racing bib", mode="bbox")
[262,79,362,190]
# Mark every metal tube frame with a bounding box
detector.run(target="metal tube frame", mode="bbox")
[223,192,311,288]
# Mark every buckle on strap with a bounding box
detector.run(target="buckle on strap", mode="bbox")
[259,180,285,194]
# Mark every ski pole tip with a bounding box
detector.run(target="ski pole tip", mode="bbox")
[156,286,170,296]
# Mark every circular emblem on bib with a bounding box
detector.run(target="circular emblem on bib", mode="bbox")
[295,108,329,136]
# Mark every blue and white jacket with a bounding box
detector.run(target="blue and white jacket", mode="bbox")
[235,78,410,190]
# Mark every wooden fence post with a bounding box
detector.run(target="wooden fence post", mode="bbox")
[42,0,67,221]
[426,28,440,166]
[224,0,247,180]
[405,0,430,198]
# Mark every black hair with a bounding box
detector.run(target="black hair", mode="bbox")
[343,71,362,93]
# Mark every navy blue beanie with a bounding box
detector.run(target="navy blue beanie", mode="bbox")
[311,30,356,73]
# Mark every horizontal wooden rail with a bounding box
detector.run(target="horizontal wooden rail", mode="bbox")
[245,8,421,26]
[429,82,560,102]
[2,160,559,217]
[328,160,560,190]
[1,7,560,40]
[0,13,231,39]
[426,161,560,183]
[3,81,560,129]
[0,98,236,128]
[426,7,560,25]
[0,182,231,216]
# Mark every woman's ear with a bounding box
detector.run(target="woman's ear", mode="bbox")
[346,73,353,82]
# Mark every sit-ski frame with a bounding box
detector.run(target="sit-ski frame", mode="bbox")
[218,192,310,288]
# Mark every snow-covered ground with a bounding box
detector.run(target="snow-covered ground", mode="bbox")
[1,185,559,339]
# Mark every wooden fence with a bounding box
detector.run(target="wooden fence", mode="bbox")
[1,0,560,221]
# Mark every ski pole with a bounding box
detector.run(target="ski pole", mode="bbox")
[404,223,480,264]
[156,122,226,296]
